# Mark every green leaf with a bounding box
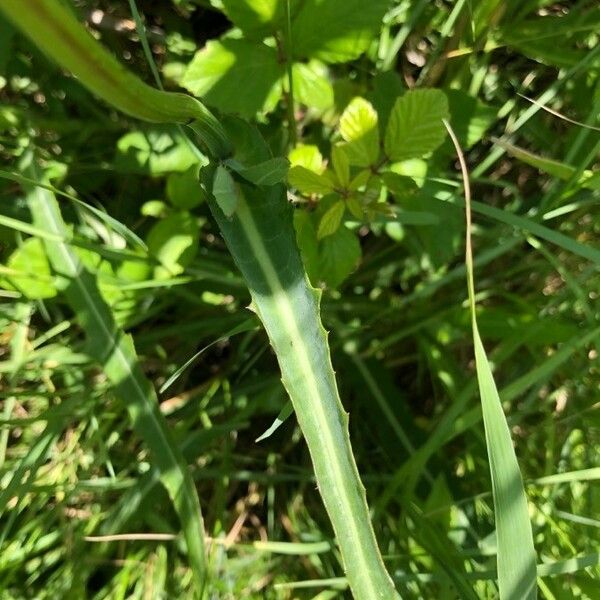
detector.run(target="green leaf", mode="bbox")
[207,182,395,597]
[338,97,380,167]
[491,138,596,184]
[385,89,449,161]
[115,127,198,175]
[289,144,324,172]
[146,211,199,277]
[255,401,294,442]
[472,323,537,600]
[212,165,243,217]
[293,210,320,284]
[220,0,299,38]
[231,157,290,186]
[317,198,345,239]
[331,145,350,187]
[291,0,390,63]
[23,167,208,592]
[443,89,497,150]
[288,165,335,195]
[291,60,334,111]
[319,224,361,288]
[166,164,205,209]
[181,39,283,117]
[141,200,168,218]
[381,172,419,199]
[2,238,57,299]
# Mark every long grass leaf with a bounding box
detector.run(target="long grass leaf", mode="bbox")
[21,159,208,594]
[445,120,538,599]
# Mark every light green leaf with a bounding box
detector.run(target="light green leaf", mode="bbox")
[146,211,199,277]
[212,165,243,217]
[473,323,537,600]
[166,164,205,209]
[115,127,198,175]
[291,0,390,63]
[220,0,300,38]
[317,199,345,239]
[292,61,334,111]
[141,200,168,218]
[23,167,208,591]
[288,165,335,195]
[289,144,324,172]
[492,138,598,187]
[181,39,283,117]
[255,401,294,442]
[339,97,379,167]
[444,89,497,150]
[385,89,449,161]
[3,238,57,299]
[232,157,290,186]
[331,145,350,187]
[319,224,361,287]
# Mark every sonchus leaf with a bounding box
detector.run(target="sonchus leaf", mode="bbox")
[385,89,449,161]
[207,176,398,598]
[339,97,380,167]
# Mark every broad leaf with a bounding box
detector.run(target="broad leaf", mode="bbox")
[385,89,449,161]
[2,237,57,299]
[212,165,243,217]
[338,97,380,166]
[288,165,335,195]
[319,224,361,288]
[289,144,324,172]
[232,157,290,186]
[146,211,199,277]
[292,61,334,111]
[166,164,205,209]
[182,39,283,117]
[221,0,300,38]
[317,198,345,239]
[331,145,350,187]
[115,127,198,175]
[291,0,389,63]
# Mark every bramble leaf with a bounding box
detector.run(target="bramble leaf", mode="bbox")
[339,97,380,166]
[385,89,449,161]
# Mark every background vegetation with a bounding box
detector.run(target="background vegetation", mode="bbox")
[0,0,599,598]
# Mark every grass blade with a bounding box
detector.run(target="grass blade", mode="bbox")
[21,158,208,594]
[445,120,538,599]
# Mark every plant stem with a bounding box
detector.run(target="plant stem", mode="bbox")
[283,0,297,147]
